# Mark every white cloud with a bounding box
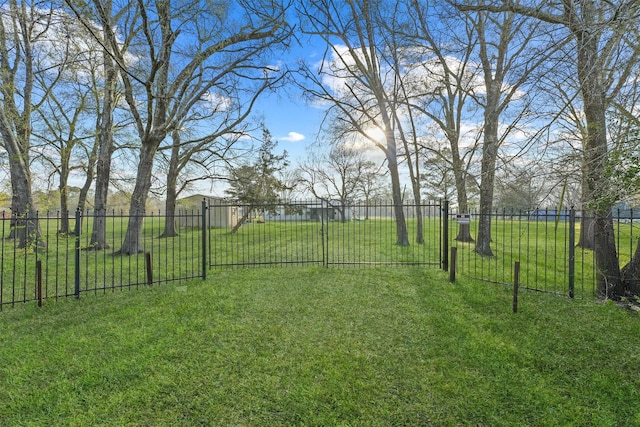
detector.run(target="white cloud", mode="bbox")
[280,132,305,142]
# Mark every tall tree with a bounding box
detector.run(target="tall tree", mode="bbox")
[158,129,245,238]
[457,0,640,297]
[297,0,409,246]
[225,127,290,233]
[157,75,283,238]
[393,0,482,242]
[298,144,379,222]
[31,15,105,234]
[70,0,291,254]
[0,1,61,247]
[455,4,551,256]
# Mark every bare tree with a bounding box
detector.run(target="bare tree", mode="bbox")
[393,0,483,242]
[158,128,246,238]
[298,144,379,222]
[31,15,108,234]
[453,4,554,256]
[457,0,640,297]
[297,0,409,245]
[69,0,291,254]
[0,1,64,247]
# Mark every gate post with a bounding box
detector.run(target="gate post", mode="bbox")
[202,199,207,280]
[321,200,328,267]
[568,207,575,298]
[442,200,449,271]
[74,208,81,299]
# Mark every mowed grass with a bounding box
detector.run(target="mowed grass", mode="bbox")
[2,267,640,426]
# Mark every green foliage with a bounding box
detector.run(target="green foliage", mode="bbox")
[1,268,640,425]
[225,126,290,208]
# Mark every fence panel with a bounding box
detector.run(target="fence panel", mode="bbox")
[448,207,640,299]
[207,201,325,268]
[206,200,444,268]
[326,202,443,266]
[0,210,204,310]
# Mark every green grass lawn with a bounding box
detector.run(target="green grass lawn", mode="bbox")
[1,267,639,426]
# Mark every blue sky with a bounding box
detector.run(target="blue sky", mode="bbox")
[251,83,324,164]
[248,35,329,165]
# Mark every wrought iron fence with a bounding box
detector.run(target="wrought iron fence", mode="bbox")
[206,200,447,268]
[448,207,639,299]
[3,200,637,310]
[0,209,205,310]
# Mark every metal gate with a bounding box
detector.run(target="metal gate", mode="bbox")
[207,199,446,269]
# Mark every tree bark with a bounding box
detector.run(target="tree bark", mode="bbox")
[621,239,640,297]
[475,109,499,257]
[454,172,474,242]
[386,130,409,246]
[7,148,40,248]
[116,140,160,255]
[58,154,70,235]
[231,206,253,234]
[160,132,181,238]
[574,3,622,297]
[77,134,98,214]
[89,1,115,251]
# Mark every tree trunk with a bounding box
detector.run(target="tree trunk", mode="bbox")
[116,141,158,255]
[89,7,116,251]
[577,171,595,249]
[621,239,640,297]
[160,132,180,238]
[231,206,253,234]
[77,129,99,214]
[410,178,424,244]
[474,112,499,257]
[399,125,424,244]
[386,131,409,246]
[161,179,178,238]
[577,212,595,249]
[575,14,622,297]
[58,160,70,235]
[8,154,41,248]
[453,152,474,242]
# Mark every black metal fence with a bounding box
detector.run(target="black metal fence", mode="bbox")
[206,200,446,268]
[0,209,205,310]
[3,200,638,310]
[448,208,639,299]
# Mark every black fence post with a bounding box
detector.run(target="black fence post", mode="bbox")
[145,252,153,285]
[449,247,457,283]
[74,208,81,299]
[321,200,328,268]
[513,261,520,313]
[442,199,449,271]
[568,207,576,298]
[36,260,43,307]
[202,199,207,280]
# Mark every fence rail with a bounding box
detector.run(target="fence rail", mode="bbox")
[2,201,639,310]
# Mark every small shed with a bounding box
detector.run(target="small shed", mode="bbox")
[176,195,239,229]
